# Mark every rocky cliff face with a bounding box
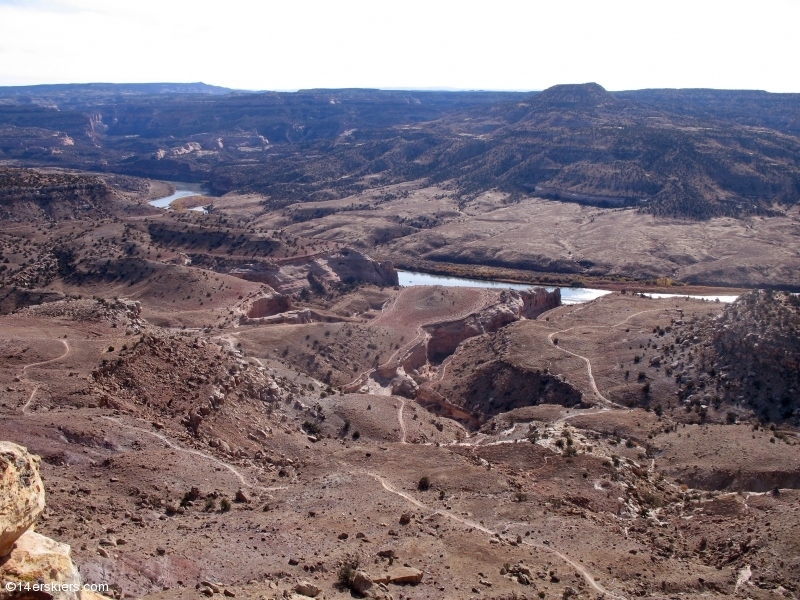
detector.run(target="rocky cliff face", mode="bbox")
[425,360,584,422]
[239,290,293,319]
[187,249,398,295]
[0,442,110,600]
[352,287,561,407]
[424,288,559,363]
[264,249,398,294]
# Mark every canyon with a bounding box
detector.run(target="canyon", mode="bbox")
[0,81,798,600]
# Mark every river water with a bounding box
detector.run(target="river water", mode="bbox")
[148,182,207,211]
[396,270,739,305]
[143,187,741,305]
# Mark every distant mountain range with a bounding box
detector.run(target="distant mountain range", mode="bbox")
[0,82,234,97]
[1,82,799,219]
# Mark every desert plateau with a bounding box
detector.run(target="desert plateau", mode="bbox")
[0,81,798,600]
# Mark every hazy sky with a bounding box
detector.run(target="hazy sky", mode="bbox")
[0,0,798,92]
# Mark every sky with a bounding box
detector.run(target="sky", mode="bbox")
[0,0,798,92]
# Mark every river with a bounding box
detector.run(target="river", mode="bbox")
[396,270,738,304]
[148,182,207,212]
[142,188,741,305]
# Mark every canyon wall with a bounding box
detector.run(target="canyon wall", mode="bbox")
[424,287,560,363]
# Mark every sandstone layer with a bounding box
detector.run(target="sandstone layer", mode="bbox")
[0,441,45,557]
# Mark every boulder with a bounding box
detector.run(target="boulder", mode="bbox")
[390,375,418,399]
[0,530,80,600]
[352,570,374,596]
[294,580,322,597]
[386,567,424,585]
[0,441,46,557]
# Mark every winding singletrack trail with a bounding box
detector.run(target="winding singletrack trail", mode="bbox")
[547,308,677,407]
[100,416,285,495]
[20,339,70,414]
[367,472,626,600]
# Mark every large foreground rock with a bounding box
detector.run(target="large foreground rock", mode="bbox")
[0,441,45,557]
[0,530,80,600]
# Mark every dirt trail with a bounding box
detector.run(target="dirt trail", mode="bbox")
[20,339,70,414]
[22,339,71,373]
[397,398,407,443]
[100,416,285,495]
[554,407,612,424]
[547,308,676,407]
[367,472,625,600]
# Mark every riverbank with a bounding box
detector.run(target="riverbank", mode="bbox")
[384,257,758,297]
[397,270,741,303]
[147,181,206,209]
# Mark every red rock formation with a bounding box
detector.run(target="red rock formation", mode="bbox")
[425,288,559,363]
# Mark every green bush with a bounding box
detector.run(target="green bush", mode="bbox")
[303,421,322,436]
[337,559,359,588]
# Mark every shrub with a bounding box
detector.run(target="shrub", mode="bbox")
[418,476,431,491]
[338,559,359,588]
[220,498,231,512]
[204,497,216,511]
[303,421,322,436]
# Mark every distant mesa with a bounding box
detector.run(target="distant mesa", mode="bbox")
[531,82,620,110]
[0,81,233,96]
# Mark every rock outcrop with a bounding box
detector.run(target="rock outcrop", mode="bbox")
[424,287,559,363]
[264,249,398,294]
[673,290,800,423]
[345,286,561,396]
[241,308,313,326]
[237,290,293,321]
[391,373,419,399]
[0,531,81,600]
[0,441,45,557]
[189,248,398,295]
[0,441,112,600]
